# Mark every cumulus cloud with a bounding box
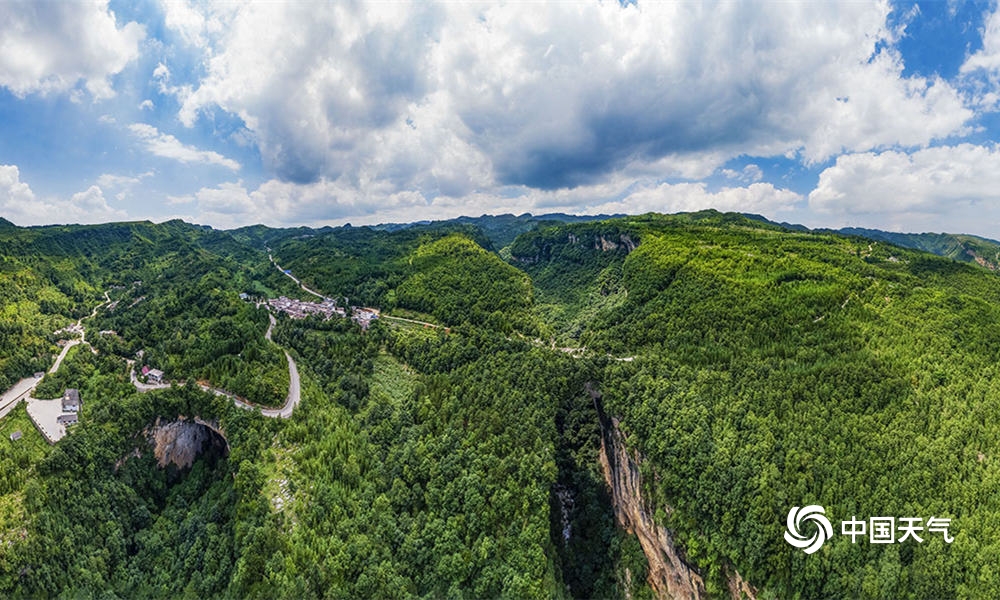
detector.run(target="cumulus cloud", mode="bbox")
[0,1,143,98]
[166,0,970,197]
[808,144,1000,235]
[128,123,240,171]
[97,171,154,201]
[958,4,1000,111]
[0,165,127,225]
[722,165,764,183]
[173,173,800,230]
[962,6,1000,74]
[160,0,228,49]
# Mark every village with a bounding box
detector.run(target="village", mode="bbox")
[0,257,429,447]
[246,293,381,329]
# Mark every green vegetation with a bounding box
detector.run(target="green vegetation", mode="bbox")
[3,211,1000,598]
[837,227,1000,270]
[516,211,1000,597]
[394,234,535,332]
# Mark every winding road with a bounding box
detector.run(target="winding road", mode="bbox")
[0,291,113,440]
[269,250,327,300]
[130,310,302,419]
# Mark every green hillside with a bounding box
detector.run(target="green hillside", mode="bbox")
[837,227,1000,271]
[1,212,1000,598]
[513,211,1000,597]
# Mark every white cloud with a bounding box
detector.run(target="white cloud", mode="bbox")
[722,165,764,183]
[160,0,227,49]
[128,123,240,171]
[96,171,153,201]
[174,174,800,230]
[168,0,970,197]
[598,182,801,217]
[962,6,1000,74]
[0,164,35,207]
[151,61,191,102]
[0,165,127,225]
[97,173,142,189]
[808,144,1000,235]
[139,99,154,111]
[0,1,144,99]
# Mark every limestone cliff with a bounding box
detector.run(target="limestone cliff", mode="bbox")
[594,391,755,600]
[145,416,228,469]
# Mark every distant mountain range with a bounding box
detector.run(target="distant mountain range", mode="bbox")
[750,214,1000,271]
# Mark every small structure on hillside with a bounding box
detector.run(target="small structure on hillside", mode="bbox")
[57,413,78,426]
[352,308,380,330]
[62,389,81,412]
[147,368,164,383]
[9,431,22,441]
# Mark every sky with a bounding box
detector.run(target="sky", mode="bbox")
[6,1,1000,236]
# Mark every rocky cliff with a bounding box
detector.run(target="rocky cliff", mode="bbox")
[145,416,229,469]
[594,391,755,600]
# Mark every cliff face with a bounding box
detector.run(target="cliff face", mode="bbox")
[511,231,638,264]
[594,390,755,600]
[598,410,706,600]
[145,417,229,469]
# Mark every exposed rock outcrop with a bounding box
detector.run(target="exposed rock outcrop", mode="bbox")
[593,386,756,600]
[595,233,638,252]
[510,231,639,265]
[597,409,706,599]
[145,416,229,469]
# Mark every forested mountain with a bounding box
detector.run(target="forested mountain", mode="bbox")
[759,215,1000,272]
[1,211,999,598]
[836,227,1000,271]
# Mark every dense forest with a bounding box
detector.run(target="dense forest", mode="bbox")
[0,211,999,597]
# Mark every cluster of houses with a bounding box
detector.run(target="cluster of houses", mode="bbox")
[267,296,346,320]
[53,323,84,338]
[352,308,380,330]
[57,388,81,426]
[252,294,382,330]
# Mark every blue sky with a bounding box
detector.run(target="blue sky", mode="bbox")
[5,1,1000,237]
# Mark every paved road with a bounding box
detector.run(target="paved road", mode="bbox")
[49,340,81,374]
[0,290,110,432]
[129,366,171,392]
[130,310,301,419]
[265,313,276,341]
[270,252,327,300]
[261,351,300,419]
[0,375,43,420]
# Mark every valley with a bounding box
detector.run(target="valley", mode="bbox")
[0,211,997,598]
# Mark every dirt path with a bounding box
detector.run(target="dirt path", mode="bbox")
[379,314,443,329]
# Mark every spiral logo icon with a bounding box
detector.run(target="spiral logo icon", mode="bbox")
[784,505,833,554]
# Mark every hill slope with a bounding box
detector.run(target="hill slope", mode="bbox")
[511,211,1000,597]
[3,212,1000,598]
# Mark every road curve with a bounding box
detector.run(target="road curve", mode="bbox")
[261,350,300,418]
[49,340,81,374]
[130,310,301,419]
[265,313,276,341]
